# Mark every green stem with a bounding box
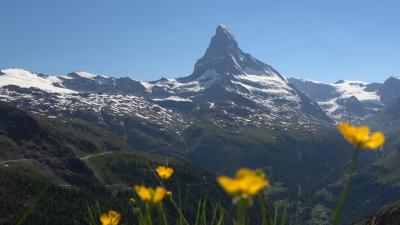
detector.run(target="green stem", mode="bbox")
[332,147,360,225]
[169,197,190,225]
[158,204,168,225]
[236,199,247,225]
[145,203,153,225]
[280,200,289,225]
[258,192,273,225]
[273,202,279,225]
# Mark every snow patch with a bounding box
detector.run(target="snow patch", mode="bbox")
[197,69,222,87]
[334,80,380,102]
[75,71,101,79]
[139,81,154,89]
[152,96,192,102]
[0,69,76,93]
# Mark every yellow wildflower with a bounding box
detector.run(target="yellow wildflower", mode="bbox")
[337,123,385,149]
[155,166,174,180]
[166,191,173,198]
[217,168,269,197]
[134,185,167,204]
[100,210,121,225]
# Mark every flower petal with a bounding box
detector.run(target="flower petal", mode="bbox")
[235,168,257,179]
[363,132,385,149]
[156,166,174,180]
[135,185,152,202]
[100,214,111,225]
[153,187,167,203]
[354,126,370,143]
[217,176,240,195]
[100,210,121,225]
[239,176,268,196]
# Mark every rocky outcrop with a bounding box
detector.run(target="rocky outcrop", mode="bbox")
[353,201,400,225]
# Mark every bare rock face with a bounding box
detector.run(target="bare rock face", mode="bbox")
[379,77,400,105]
[353,201,400,225]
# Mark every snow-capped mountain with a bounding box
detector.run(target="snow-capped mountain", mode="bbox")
[61,71,148,95]
[147,25,293,102]
[0,25,331,131]
[143,24,331,126]
[0,69,187,131]
[288,78,399,122]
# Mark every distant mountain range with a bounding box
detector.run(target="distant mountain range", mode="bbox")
[0,25,331,131]
[290,77,400,122]
[1,25,400,224]
[2,27,400,126]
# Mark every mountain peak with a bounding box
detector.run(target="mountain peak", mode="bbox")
[180,25,284,84]
[216,24,228,30]
[67,71,108,80]
[207,24,239,55]
[335,79,345,84]
[215,24,235,41]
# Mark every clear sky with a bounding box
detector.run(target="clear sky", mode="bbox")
[0,0,399,83]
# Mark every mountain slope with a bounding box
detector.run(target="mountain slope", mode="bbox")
[378,76,400,105]
[0,101,131,185]
[353,201,400,225]
[0,102,228,225]
[289,77,400,123]
[289,78,383,122]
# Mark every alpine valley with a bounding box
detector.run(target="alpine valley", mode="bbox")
[1,25,400,225]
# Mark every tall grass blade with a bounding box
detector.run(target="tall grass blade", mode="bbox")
[273,202,279,225]
[332,148,360,225]
[16,182,50,225]
[201,199,207,225]
[195,199,203,225]
[280,200,289,225]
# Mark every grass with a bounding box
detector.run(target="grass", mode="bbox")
[85,165,291,225]
[0,104,394,225]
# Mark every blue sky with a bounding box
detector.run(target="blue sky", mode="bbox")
[0,0,399,83]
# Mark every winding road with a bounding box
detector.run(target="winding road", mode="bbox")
[79,151,113,160]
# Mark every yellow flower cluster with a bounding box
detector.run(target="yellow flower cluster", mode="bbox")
[100,210,121,225]
[128,166,174,206]
[217,168,269,198]
[337,123,385,149]
[155,166,174,180]
[134,185,168,204]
